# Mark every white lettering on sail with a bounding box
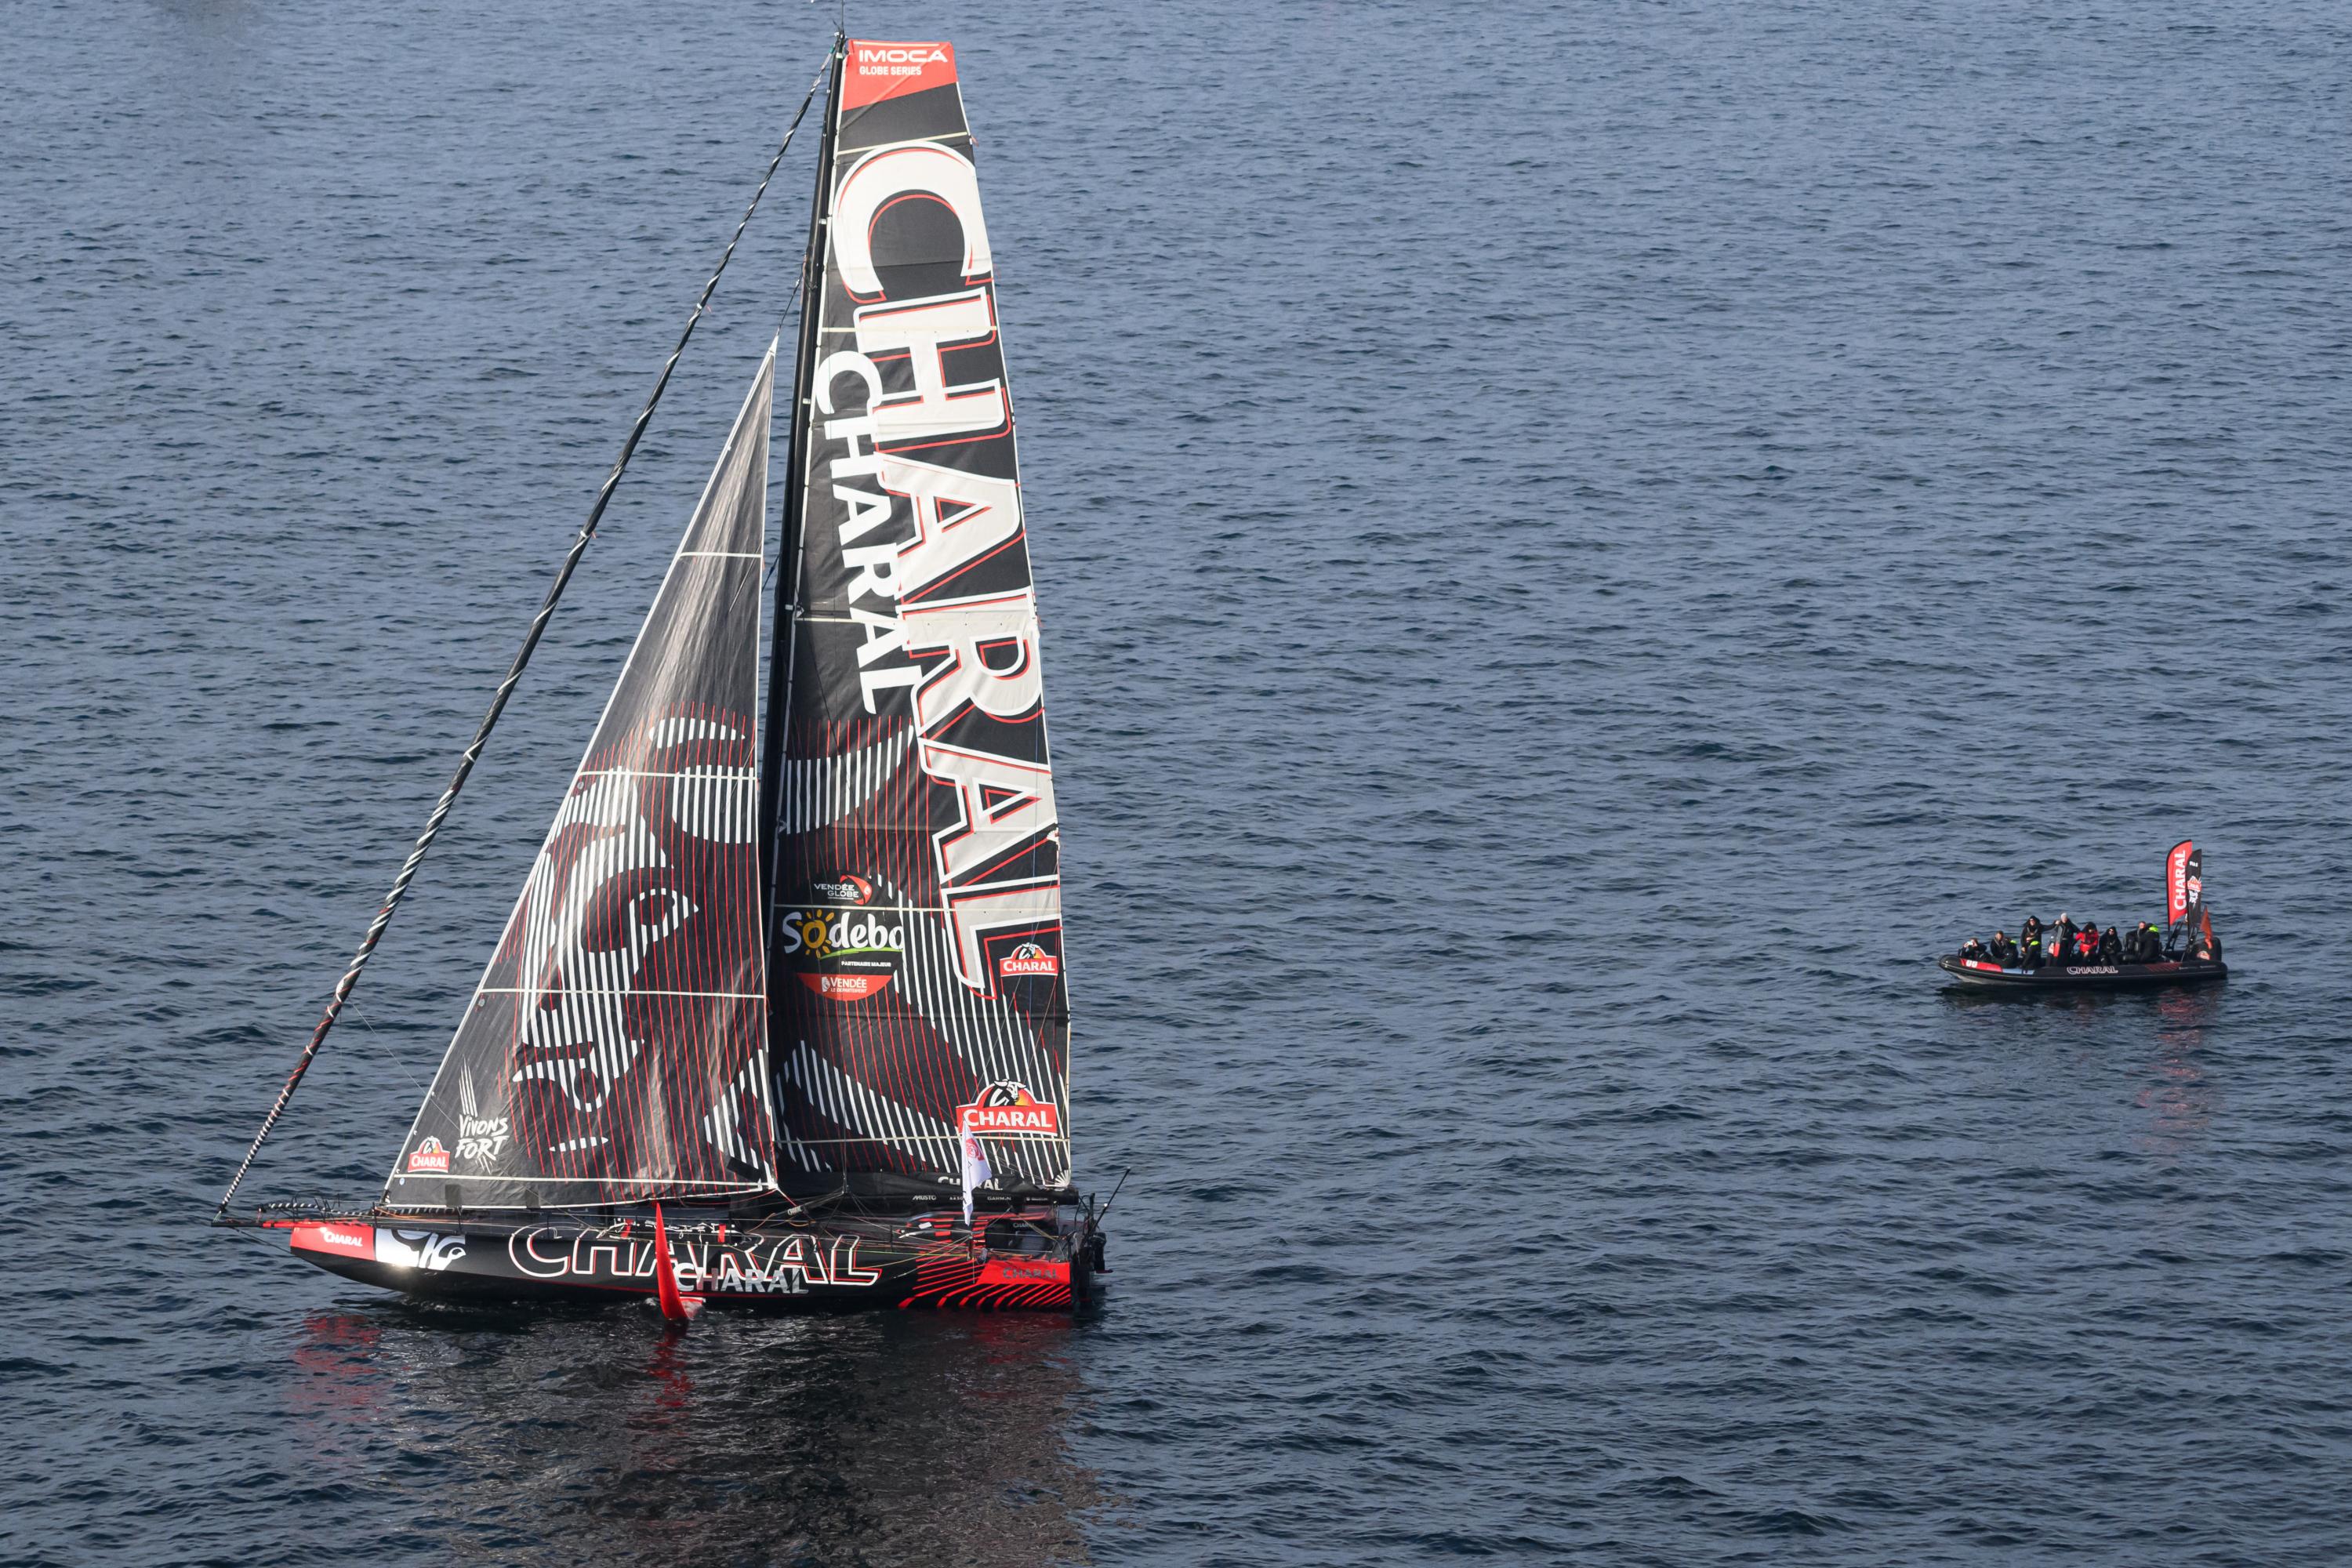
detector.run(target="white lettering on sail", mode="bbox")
[918,741,1055,884]
[831,144,993,299]
[804,134,1060,994]
[815,353,884,419]
[884,453,1022,595]
[850,608,922,710]
[916,738,1062,980]
[905,594,1040,726]
[854,291,1005,446]
[840,541,901,607]
[814,358,924,715]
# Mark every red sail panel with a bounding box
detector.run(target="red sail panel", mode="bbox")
[385,346,780,1210]
[2166,840,2194,928]
[769,43,1069,1194]
[839,38,958,112]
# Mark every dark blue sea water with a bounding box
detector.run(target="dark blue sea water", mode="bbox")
[6,1,2351,1563]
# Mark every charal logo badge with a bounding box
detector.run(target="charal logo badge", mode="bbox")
[997,941,1058,979]
[813,873,873,906]
[405,1135,452,1174]
[959,1082,1062,1138]
[292,1222,375,1259]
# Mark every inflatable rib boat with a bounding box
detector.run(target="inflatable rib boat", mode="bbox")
[1939,839,2227,994]
[1936,953,2226,991]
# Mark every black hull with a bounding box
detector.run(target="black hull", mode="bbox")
[1937,953,2227,992]
[274,1204,1098,1312]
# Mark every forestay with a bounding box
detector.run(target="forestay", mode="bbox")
[385,344,781,1210]
[765,39,1071,1194]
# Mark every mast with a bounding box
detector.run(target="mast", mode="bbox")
[760,32,846,924]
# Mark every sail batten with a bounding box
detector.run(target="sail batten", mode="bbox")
[385,343,782,1209]
[768,40,1072,1196]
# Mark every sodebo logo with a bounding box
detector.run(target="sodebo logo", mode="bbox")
[777,909,905,960]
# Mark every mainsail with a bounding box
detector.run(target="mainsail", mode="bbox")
[385,343,780,1210]
[764,39,1070,1196]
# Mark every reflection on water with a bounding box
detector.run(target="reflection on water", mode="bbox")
[2150,985,2225,1054]
[1942,982,2230,1155]
[285,1304,1100,1566]
[2138,987,2227,1156]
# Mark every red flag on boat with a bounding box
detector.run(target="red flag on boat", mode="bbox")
[652,1203,705,1323]
[2165,840,2194,927]
[958,1109,993,1226]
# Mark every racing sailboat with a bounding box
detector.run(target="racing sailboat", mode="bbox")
[216,36,1105,1311]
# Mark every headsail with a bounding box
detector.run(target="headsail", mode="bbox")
[386,343,780,1210]
[765,40,1070,1196]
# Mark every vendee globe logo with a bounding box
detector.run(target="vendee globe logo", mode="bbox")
[812,873,873,906]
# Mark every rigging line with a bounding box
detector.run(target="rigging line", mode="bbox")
[347,1000,430,1100]
[212,60,833,1226]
